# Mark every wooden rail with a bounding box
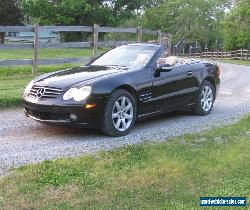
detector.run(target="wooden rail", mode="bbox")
[0,25,171,74]
[185,49,250,60]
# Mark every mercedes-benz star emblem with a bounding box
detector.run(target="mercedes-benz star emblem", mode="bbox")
[36,88,45,99]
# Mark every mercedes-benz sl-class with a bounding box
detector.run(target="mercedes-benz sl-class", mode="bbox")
[23,44,220,136]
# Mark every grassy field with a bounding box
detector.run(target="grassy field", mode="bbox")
[0,64,79,107]
[0,48,107,107]
[210,59,250,66]
[0,48,94,59]
[0,116,249,209]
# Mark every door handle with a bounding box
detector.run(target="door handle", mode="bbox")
[187,71,193,76]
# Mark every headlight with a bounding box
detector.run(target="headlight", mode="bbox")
[63,86,91,102]
[24,80,33,95]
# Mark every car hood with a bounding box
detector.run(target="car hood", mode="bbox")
[34,65,123,89]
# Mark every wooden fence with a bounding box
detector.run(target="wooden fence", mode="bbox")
[0,25,170,74]
[186,49,250,60]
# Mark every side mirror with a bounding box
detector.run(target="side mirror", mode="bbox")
[157,64,173,72]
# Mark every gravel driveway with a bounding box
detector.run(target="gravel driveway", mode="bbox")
[1,62,250,175]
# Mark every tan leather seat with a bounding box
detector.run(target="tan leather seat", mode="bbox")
[157,56,178,66]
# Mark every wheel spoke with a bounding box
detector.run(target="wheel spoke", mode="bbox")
[112,113,119,119]
[125,113,133,120]
[207,89,212,98]
[205,86,209,95]
[115,101,121,111]
[121,118,127,130]
[121,97,126,108]
[125,103,132,112]
[202,102,206,110]
[204,102,208,110]
[116,118,121,128]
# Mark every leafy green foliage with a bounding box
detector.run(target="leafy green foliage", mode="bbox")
[21,0,111,26]
[142,0,230,50]
[0,0,23,43]
[0,0,23,25]
[20,0,150,41]
[223,0,250,50]
[20,0,148,26]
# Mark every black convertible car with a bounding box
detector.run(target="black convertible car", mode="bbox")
[23,44,220,136]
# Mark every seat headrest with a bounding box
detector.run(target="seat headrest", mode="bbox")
[157,56,178,66]
[164,56,178,66]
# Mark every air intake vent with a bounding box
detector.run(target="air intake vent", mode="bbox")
[29,85,64,99]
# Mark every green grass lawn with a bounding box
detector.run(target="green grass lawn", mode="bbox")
[210,59,250,66]
[0,48,108,107]
[0,65,80,107]
[0,117,249,209]
[0,48,95,59]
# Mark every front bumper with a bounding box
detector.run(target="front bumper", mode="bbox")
[22,96,107,128]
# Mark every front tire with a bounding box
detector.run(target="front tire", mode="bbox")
[193,80,215,116]
[102,89,137,137]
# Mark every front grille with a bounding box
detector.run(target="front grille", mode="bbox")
[26,109,69,121]
[29,85,64,99]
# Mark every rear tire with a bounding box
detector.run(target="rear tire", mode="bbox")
[102,89,137,137]
[193,80,215,116]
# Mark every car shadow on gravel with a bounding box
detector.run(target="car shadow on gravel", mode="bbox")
[28,110,193,138]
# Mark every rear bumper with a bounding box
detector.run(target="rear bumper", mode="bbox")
[22,98,107,128]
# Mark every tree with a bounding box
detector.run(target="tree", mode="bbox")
[142,0,230,50]
[0,0,23,43]
[223,0,250,50]
[21,0,149,26]
[21,0,114,26]
[21,0,148,41]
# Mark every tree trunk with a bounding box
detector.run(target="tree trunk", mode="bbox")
[0,32,5,44]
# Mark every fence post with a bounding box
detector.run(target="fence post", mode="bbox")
[247,49,249,60]
[157,30,162,45]
[241,49,243,60]
[92,24,99,59]
[168,34,172,56]
[32,24,39,75]
[137,26,143,43]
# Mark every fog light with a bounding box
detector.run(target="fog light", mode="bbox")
[69,113,78,122]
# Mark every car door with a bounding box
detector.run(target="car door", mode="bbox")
[150,62,198,111]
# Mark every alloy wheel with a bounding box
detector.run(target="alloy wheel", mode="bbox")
[112,96,134,131]
[201,85,213,112]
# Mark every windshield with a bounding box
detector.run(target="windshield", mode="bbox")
[91,45,157,69]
